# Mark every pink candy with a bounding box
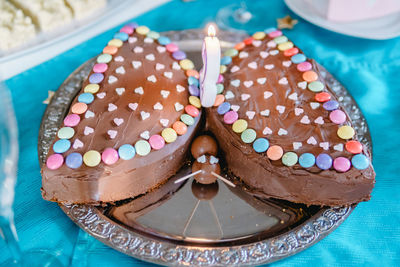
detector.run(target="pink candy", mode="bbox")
[64,114,80,127]
[149,135,165,150]
[166,43,179,53]
[185,105,200,117]
[93,63,108,73]
[120,25,134,35]
[333,157,351,172]
[268,30,282,38]
[102,148,119,165]
[297,62,312,72]
[224,111,239,124]
[329,110,346,124]
[217,74,224,84]
[46,154,64,170]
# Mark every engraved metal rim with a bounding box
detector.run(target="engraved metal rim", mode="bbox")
[38,30,372,266]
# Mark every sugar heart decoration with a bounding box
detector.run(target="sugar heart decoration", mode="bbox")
[157,46,166,53]
[264,91,273,99]
[267,40,276,48]
[260,109,270,116]
[288,92,298,101]
[246,111,255,120]
[128,37,137,43]
[85,110,94,119]
[84,126,94,135]
[97,92,106,99]
[230,79,240,87]
[116,66,125,74]
[307,136,317,145]
[160,90,170,98]
[164,72,173,79]
[174,102,184,111]
[197,155,206,163]
[231,105,240,111]
[145,54,155,61]
[278,128,288,136]
[239,51,249,58]
[209,156,219,164]
[140,131,150,140]
[132,61,142,69]
[282,61,292,67]
[264,64,275,70]
[73,139,83,149]
[263,127,272,135]
[147,75,157,83]
[144,37,154,43]
[156,63,165,70]
[133,46,143,53]
[269,50,279,55]
[241,94,251,101]
[128,103,138,111]
[294,108,304,116]
[310,102,320,109]
[115,87,125,95]
[115,56,124,62]
[108,130,118,139]
[176,85,185,92]
[108,75,117,84]
[320,142,330,150]
[113,118,124,126]
[134,87,144,95]
[231,66,240,73]
[276,105,285,114]
[225,91,235,99]
[257,77,266,84]
[300,115,310,124]
[172,62,181,70]
[243,81,253,88]
[334,143,344,151]
[140,111,150,120]
[160,119,169,127]
[278,77,288,85]
[293,142,302,150]
[248,62,257,69]
[314,116,324,125]
[153,102,163,110]
[108,103,117,112]
[252,40,262,47]
[260,51,269,59]
[298,81,307,89]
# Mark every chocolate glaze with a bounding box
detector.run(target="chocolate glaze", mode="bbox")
[42,32,201,204]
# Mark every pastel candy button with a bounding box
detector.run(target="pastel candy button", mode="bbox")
[89,73,104,84]
[188,96,201,108]
[172,50,186,60]
[333,157,351,172]
[308,81,324,92]
[103,45,118,55]
[221,56,232,65]
[188,76,199,86]
[218,74,224,83]
[120,25,134,34]
[337,125,355,139]
[65,153,82,169]
[268,30,282,38]
[315,92,331,102]
[166,43,179,52]
[284,47,299,57]
[114,32,129,41]
[232,119,248,133]
[234,42,245,50]
[158,36,171,45]
[118,144,135,160]
[71,102,87,114]
[147,31,160,39]
[282,152,298,167]
[185,105,200,117]
[186,69,200,79]
[253,31,266,40]
[78,93,94,104]
[264,27,277,33]
[302,71,318,82]
[297,62,312,72]
[108,39,123,47]
[83,150,101,167]
[274,36,288,44]
[223,111,238,124]
[97,53,112,63]
[188,85,199,96]
[220,65,227,74]
[216,84,224,94]
[180,114,195,126]
[93,63,108,73]
[125,22,138,28]
[161,128,177,143]
[224,48,238,57]
[323,100,339,111]
[299,153,315,168]
[46,154,64,170]
[351,154,370,170]
[84,84,100,94]
[172,121,187,135]
[267,145,283,160]
[278,42,294,51]
[330,110,346,124]
[243,37,254,45]
[101,148,119,165]
[241,129,256,143]
[316,153,332,170]
[253,138,269,153]
[213,95,225,107]
[53,139,71,153]
[57,127,75,139]
[136,26,150,35]
[135,140,151,156]
[217,102,230,115]
[346,140,363,154]
[180,59,194,70]
[149,135,165,150]
[64,114,80,127]
[291,54,306,64]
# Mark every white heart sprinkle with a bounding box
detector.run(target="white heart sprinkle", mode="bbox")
[264,64,275,70]
[314,116,324,125]
[298,81,307,89]
[264,91,273,99]
[140,111,150,120]
[260,51,269,59]
[263,127,272,135]
[269,50,279,55]
[267,40,276,47]
[293,142,302,150]
[257,77,267,84]
[244,81,253,88]
[172,62,181,70]
[310,102,320,109]
[176,85,185,92]
[85,110,94,119]
[225,91,235,99]
[73,139,83,149]
[260,109,270,116]
[97,92,106,99]
[283,61,292,67]
[108,130,117,139]
[147,75,157,83]
[241,93,251,101]
[145,54,155,61]
[175,102,184,111]
[334,143,344,152]
[164,72,173,79]
[157,46,166,53]
[248,62,257,69]
[231,65,240,73]
[113,118,124,126]
[300,115,310,124]
[160,119,169,127]
[84,126,94,135]
[160,90,170,98]
[307,136,317,145]
[276,105,285,114]
[134,87,144,95]
[132,61,142,69]
[128,103,138,111]
[231,105,240,111]
[108,103,117,111]
[288,92,298,101]
[230,79,240,87]
[128,37,137,43]
[115,56,124,62]
[197,155,206,163]
[209,156,219,164]
[246,111,255,120]
[320,142,330,150]
[153,102,163,110]
[156,63,165,70]
[116,66,125,74]
[133,46,143,53]
[294,108,304,116]
[253,40,262,47]
[144,37,154,43]
[278,128,288,136]
[278,77,288,85]
[115,87,125,95]
[108,75,117,84]
[140,131,150,140]
[239,51,249,58]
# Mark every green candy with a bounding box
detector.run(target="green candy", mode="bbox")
[224,48,238,57]
[241,129,256,143]
[274,36,288,44]
[216,84,224,94]
[282,152,298,166]
[97,53,112,63]
[180,114,194,126]
[135,140,151,156]
[308,81,324,92]
[57,127,75,139]
[147,31,160,39]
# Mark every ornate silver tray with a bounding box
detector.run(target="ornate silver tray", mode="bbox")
[38,30,372,266]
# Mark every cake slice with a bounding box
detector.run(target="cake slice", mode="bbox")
[207,29,376,206]
[41,24,202,204]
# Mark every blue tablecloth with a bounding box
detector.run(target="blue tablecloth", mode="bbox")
[2,0,399,266]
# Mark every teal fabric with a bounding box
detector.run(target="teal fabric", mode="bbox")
[1,0,399,266]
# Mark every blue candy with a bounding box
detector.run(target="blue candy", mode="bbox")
[78,93,94,104]
[188,76,199,86]
[352,154,370,170]
[217,102,231,115]
[158,36,171,45]
[66,152,83,169]
[114,32,129,41]
[299,153,316,168]
[291,54,306,64]
[118,144,136,160]
[264,27,277,33]
[220,56,232,65]
[53,139,71,153]
[253,138,270,153]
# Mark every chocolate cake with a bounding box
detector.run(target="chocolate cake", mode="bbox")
[41,23,202,204]
[207,29,376,206]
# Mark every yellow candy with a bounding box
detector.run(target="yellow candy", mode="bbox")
[253,32,266,40]
[220,65,227,74]
[278,41,294,51]
[108,39,123,48]
[337,125,355,140]
[84,84,100,93]
[83,150,101,167]
[162,128,177,143]
[189,96,201,108]
[232,119,248,133]
[136,26,150,35]
[179,59,194,70]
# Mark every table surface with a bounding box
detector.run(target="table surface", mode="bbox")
[2,0,400,266]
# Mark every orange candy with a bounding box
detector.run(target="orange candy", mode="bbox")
[186,69,200,79]
[267,145,284,160]
[284,47,299,57]
[71,102,87,114]
[103,46,118,55]
[302,71,318,82]
[345,140,363,154]
[315,92,331,102]
[213,94,225,107]
[234,42,245,50]
[243,37,254,45]
[172,121,187,135]
[184,105,200,117]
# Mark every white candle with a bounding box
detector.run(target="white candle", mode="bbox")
[199,25,221,107]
